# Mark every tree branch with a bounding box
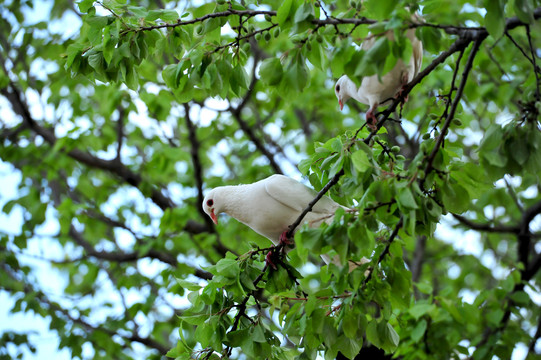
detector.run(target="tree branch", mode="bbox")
[1,80,219,238]
[115,106,125,163]
[184,103,215,230]
[411,235,427,284]
[526,25,541,100]
[284,33,481,238]
[363,218,404,285]
[452,214,519,234]
[230,58,283,175]
[518,199,541,269]
[1,262,171,355]
[424,37,483,177]
[528,311,541,356]
[68,225,212,280]
[3,82,176,210]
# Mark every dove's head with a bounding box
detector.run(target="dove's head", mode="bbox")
[335,75,352,111]
[202,189,222,225]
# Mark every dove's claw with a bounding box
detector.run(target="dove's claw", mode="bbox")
[397,85,409,102]
[366,109,378,131]
[265,251,277,270]
[279,231,292,246]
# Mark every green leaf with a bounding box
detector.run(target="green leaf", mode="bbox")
[410,319,427,343]
[366,320,399,353]
[180,314,207,325]
[442,182,470,213]
[298,158,312,175]
[78,0,94,13]
[66,44,84,68]
[216,258,240,279]
[293,3,312,23]
[510,291,530,306]
[385,322,400,351]
[226,328,250,347]
[162,64,177,88]
[364,0,396,20]
[176,279,202,291]
[160,9,179,22]
[514,0,534,23]
[484,0,505,39]
[334,336,362,359]
[416,26,442,53]
[397,187,418,210]
[289,61,309,92]
[250,324,267,343]
[343,314,359,339]
[88,52,104,72]
[366,320,381,349]
[351,150,371,172]
[409,303,434,320]
[276,0,293,26]
[306,41,325,70]
[510,137,528,165]
[487,309,504,326]
[357,37,391,77]
[258,58,283,86]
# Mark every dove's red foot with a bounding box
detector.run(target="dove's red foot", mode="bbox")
[398,73,410,102]
[397,86,409,102]
[265,251,277,270]
[366,109,378,131]
[279,231,292,246]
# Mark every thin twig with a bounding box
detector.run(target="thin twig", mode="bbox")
[505,30,541,72]
[115,106,125,163]
[525,25,540,99]
[423,37,484,179]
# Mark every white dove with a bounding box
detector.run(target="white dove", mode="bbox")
[202,174,367,270]
[335,26,423,130]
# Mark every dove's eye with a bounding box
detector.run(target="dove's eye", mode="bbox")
[336,85,340,92]
[206,199,214,207]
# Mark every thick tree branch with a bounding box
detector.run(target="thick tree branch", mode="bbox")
[115,106,125,163]
[410,235,427,284]
[528,312,541,356]
[1,262,170,355]
[284,33,481,236]
[471,199,541,356]
[184,102,215,230]
[68,225,212,280]
[230,58,283,174]
[518,199,541,269]
[3,82,176,211]
[452,214,519,234]
[120,7,541,40]
[1,81,219,239]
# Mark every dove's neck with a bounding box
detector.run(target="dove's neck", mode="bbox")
[215,184,254,223]
[342,76,367,104]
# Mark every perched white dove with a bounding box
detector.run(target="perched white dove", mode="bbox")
[202,174,368,270]
[335,26,423,130]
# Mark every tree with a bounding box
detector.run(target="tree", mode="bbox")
[0,0,540,359]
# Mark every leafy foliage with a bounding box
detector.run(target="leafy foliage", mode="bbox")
[0,0,541,359]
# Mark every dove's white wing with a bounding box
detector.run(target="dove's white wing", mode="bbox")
[263,175,341,215]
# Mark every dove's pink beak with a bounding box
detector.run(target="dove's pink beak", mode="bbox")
[339,99,343,111]
[210,209,218,224]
